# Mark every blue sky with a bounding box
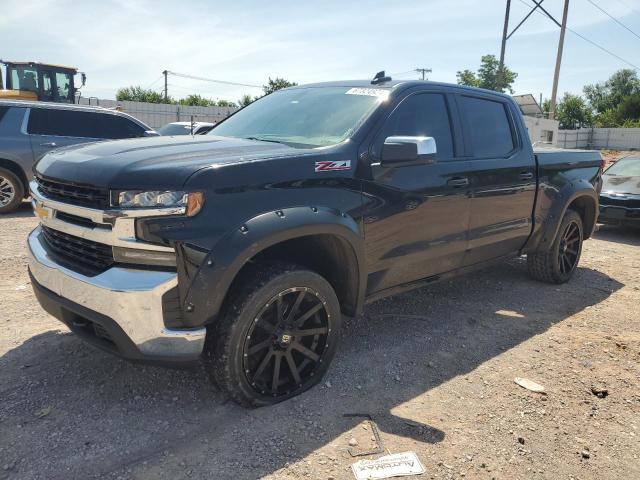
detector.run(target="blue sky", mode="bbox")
[2,0,639,104]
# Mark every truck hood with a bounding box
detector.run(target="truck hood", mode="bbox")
[602,174,640,195]
[35,135,309,189]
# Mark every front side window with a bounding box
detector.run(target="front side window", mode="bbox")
[97,115,145,139]
[459,96,516,158]
[41,71,54,101]
[210,86,385,148]
[55,72,72,102]
[11,67,39,92]
[374,93,455,160]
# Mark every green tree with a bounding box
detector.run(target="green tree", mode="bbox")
[556,93,592,129]
[215,99,237,108]
[116,86,169,103]
[263,77,297,95]
[456,54,518,94]
[238,94,254,107]
[616,93,640,123]
[583,69,640,114]
[179,94,213,106]
[593,108,619,128]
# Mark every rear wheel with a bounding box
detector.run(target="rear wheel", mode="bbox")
[204,263,342,407]
[527,209,583,284]
[0,168,24,214]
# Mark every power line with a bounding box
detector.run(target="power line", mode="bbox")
[515,0,640,69]
[585,0,640,41]
[613,0,640,17]
[146,75,163,89]
[166,71,262,89]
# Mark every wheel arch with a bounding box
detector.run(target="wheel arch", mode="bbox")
[179,206,366,327]
[526,181,598,253]
[566,194,597,240]
[0,157,29,197]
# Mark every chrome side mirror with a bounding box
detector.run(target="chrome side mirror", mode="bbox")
[381,136,437,167]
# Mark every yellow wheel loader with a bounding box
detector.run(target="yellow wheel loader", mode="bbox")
[0,60,86,103]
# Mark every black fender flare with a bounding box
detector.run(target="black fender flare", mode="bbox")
[178,206,366,327]
[529,180,598,252]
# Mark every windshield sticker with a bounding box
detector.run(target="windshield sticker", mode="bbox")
[345,88,389,98]
[315,160,351,172]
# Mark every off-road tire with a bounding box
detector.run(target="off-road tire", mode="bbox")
[0,168,24,214]
[204,262,342,407]
[527,209,583,284]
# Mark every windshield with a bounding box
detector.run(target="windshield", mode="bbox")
[604,157,640,176]
[157,123,191,135]
[209,86,387,148]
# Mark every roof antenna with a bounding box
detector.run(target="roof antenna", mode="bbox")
[371,71,392,85]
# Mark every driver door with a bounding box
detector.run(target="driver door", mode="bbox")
[361,91,471,294]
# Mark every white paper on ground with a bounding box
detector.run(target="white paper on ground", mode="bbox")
[351,451,425,480]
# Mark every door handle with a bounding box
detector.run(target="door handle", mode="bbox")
[519,172,534,181]
[447,177,469,187]
[40,142,57,147]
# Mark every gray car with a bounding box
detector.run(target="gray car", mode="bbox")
[0,100,157,213]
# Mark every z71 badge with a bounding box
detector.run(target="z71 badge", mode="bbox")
[315,160,351,172]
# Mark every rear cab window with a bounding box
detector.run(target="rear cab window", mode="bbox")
[458,95,517,158]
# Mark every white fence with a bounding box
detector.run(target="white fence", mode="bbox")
[77,97,238,129]
[558,128,640,150]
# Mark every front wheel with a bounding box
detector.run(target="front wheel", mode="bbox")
[527,209,583,284]
[204,263,342,407]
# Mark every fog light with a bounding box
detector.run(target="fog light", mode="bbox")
[113,247,176,267]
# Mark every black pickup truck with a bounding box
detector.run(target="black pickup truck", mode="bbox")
[28,76,603,406]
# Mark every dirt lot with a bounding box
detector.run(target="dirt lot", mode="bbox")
[1,202,639,480]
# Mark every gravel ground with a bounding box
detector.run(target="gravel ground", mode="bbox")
[1,201,639,480]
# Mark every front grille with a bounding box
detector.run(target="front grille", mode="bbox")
[41,226,114,274]
[36,177,110,209]
[600,195,640,209]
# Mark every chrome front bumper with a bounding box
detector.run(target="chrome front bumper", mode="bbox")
[28,226,207,360]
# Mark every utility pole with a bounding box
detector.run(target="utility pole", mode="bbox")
[549,0,569,120]
[415,68,432,80]
[499,0,512,72]
[162,70,168,103]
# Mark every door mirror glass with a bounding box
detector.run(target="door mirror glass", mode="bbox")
[381,136,437,167]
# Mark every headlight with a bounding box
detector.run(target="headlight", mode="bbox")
[115,190,205,216]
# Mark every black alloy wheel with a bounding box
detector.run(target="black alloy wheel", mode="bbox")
[527,209,583,284]
[557,219,581,276]
[243,287,331,397]
[205,263,341,407]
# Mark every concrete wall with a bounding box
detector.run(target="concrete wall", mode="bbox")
[77,97,238,129]
[523,116,559,146]
[558,128,640,150]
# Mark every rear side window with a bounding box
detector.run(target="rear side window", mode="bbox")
[459,96,515,158]
[377,93,454,160]
[28,109,144,139]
